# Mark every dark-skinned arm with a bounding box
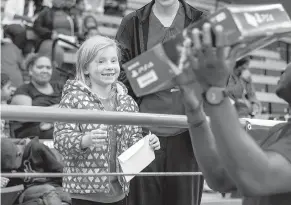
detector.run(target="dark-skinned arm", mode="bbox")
[186,22,291,197]
[191,23,291,196]
[205,96,291,196]
[180,83,237,193]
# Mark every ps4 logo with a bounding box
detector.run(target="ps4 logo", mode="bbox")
[244,12,275,27]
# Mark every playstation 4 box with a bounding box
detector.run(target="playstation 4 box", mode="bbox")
[123,4,291,97]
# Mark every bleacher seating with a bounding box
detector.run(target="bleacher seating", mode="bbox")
[249,41,290,117]
[1,0,291,118]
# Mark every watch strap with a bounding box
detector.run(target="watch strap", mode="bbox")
[204,87,227,105]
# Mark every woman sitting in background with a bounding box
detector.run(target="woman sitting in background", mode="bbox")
[11,54,62,139]
[227,57,262,117]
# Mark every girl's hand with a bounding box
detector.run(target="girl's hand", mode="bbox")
[148,134,160,150]
[40,122,53,130]
[81,125,108,149]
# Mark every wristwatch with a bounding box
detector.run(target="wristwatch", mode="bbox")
[204,87,228,105]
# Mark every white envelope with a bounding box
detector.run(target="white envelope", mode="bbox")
[118,135,155,182]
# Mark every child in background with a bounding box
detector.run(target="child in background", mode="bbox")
[1,73,15,138]
[54,35,160,205]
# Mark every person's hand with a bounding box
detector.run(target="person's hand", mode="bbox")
[189,23,245,90]
[147,133,160,150]
[81,125,108,149]
[173,31,202,110]
[1,177,9,188]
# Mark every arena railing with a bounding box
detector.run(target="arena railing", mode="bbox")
[2,105,286,129]
[2,104,286,149]
[1,105,286,205]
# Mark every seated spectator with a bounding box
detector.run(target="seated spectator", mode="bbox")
[70,0,87,41]
[82,14,98,35]
[227,57,262,117]
[1,31,26,87]
[1,73,15,138]
[10,54,62,139]
[2,0,41,55]
[33,0,76,70]
[1,137,71,204]
[84,26,99,39]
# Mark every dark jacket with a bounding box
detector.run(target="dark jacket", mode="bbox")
[116,0,205,136]
[20,137,63,187]
[5,138,63,188]
[116,0,205,98]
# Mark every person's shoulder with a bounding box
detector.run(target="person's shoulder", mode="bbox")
[185,2,208,20]
[269,122,289,136]
[122,11,137,22]
[38,6,51,15]
[51,81,64,93]
[118,94,139,112]
[14,83,33,96]
[262,122,291,147]
[1,41,21,57]
[60,80,92,106]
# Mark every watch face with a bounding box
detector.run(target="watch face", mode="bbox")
[206,87,224,105]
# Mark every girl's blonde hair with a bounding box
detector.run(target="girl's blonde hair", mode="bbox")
[75,35,120,86]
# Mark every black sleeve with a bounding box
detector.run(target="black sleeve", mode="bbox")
[14,84,31,97]
[115,14,138,101]
[31,141,63,173]
[115,15,132,66]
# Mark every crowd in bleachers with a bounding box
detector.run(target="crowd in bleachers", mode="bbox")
[1,1,291,205]
[1,0,106,139]
[0,1,117,202]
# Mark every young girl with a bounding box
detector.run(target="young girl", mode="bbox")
[53,35,160,205]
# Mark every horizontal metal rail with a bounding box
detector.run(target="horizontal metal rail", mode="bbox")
[1,172,203,178]
[1,105,285,128]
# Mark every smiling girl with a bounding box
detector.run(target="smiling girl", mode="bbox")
[53,35,160,205]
